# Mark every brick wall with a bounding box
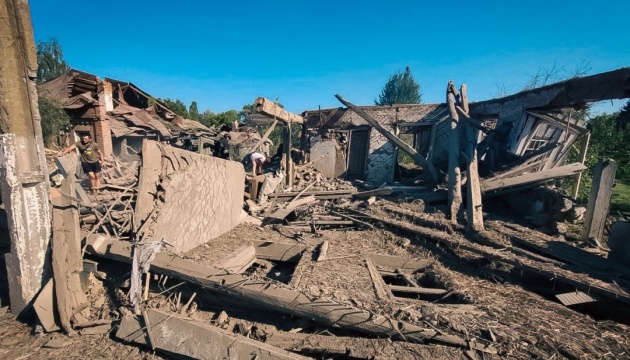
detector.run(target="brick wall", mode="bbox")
[95,87,113,159]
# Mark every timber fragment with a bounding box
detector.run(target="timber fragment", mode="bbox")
[88,235,492,350]
[51,177,90,333]
[117,309,309,359]
[582,159,616,242]
[33,279,60,332]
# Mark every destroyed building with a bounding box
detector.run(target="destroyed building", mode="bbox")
[4,3,630,357]
[302,68,630,197]
[36,69,211,160]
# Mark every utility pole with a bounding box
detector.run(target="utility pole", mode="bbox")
[0,0,52,313]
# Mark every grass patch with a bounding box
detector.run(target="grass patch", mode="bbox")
[611,182,630,215]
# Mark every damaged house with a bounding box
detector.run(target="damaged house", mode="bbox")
[302,68,630,201]
[36,69,210,160]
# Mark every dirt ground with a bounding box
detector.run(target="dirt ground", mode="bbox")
[1,197,629,359]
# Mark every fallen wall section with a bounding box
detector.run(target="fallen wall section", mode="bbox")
[136,141,245,253]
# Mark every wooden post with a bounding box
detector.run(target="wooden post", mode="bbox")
[466,126,484,230]
[459,84,469,113]
[284,125,292,186]
[458,84,483,230]
[0,0,52,313]
[571,132,591,199]
[447,81,462,223]
[582,159,616,242]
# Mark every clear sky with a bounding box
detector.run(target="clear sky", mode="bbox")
[30,1,630,115]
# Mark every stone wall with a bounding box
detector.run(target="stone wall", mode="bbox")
[341,109,398,184]
[137,141,245,254]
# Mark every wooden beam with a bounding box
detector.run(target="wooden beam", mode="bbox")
[254,97,304,124]
[351,188,393,198]
[389,285,448,296]
[284,125,292,186]
[316,241,329,262]
[465,126,484,231]
[582,159,617,242]
[246,119,279,158]
[88,236,491,350]
[571,132,591,199]
[350,209,630,306]
[447,82,462,223]
[334,94,439,184]
[525,111,588,135]
[365,258,392,302]
[251,240,305,263]
[482,162,587,192]
[118,309,308,360]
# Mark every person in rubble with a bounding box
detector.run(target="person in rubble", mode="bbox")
[250,152,270,176]
[56,133,105,194]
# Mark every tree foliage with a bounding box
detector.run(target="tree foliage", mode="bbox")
[189,101,200,120]
[36,38,69,84]
[375,66,422,106]
[564,102,630,201]
[39,97,70,146]
[159,98,189,118]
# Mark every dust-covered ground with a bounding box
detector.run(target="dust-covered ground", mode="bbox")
[1,198,629,359]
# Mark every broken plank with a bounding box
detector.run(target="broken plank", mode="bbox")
[389,285,448,296]
[119,309,308,360]
[252,241,306,263]
[218,246,257,274]
[52,178,90,333]
[33,279,60,332]
[582,159,616,242]
[288,249,313,289]
[316,241,328,262]
[365,258,392,302]
[482,162,586,193]
[357,210,630,306]
[268,195,317,222]
[254,97,304,124]
[330,211,375,229]
[370,254,431,271]
[89,235,491,350]
[351,188,393,199]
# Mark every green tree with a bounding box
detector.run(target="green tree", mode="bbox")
[189,101,200,120]
[375,66,421,106]
[239,104,257,123]
[199,110,216,127]
[36,38,70,84]
[158,98,188,118]
[215,110,239,125]
[565,110,630,201]
[616,100,630,129]
[38,97,70,146]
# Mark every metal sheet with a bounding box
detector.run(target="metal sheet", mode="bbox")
[555,291,597,306]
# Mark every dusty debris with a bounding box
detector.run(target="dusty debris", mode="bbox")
[118,308,309,359]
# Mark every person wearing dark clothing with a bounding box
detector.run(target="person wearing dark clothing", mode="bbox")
[57,134,104,193]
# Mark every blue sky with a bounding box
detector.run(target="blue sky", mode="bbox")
[30,1,630,115]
